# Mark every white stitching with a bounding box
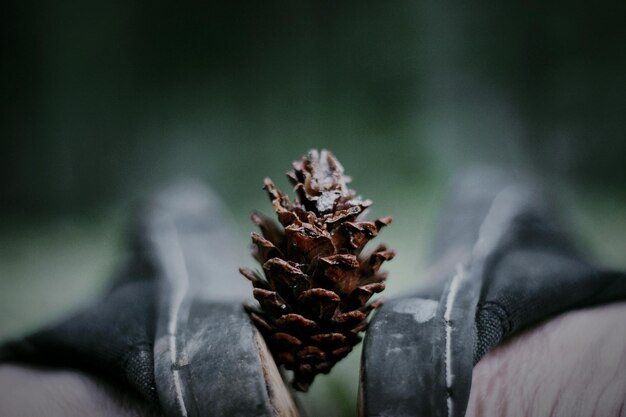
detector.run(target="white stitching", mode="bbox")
[443,186,526,417]
[156,214,190,417]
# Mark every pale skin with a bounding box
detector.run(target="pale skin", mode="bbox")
[466,301,626,417]
[1,302,625,417]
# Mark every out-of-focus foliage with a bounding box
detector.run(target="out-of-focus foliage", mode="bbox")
[2,0,625,215]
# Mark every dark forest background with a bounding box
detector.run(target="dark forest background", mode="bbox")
[3,0,625,214]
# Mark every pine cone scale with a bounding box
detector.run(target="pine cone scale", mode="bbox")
[275,313,317,330]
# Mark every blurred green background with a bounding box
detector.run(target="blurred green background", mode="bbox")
[1,1,625,415]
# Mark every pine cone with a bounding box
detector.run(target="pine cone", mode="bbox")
[240,149,395,392]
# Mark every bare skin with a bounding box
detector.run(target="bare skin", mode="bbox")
[467,301,626,417]
[1,302,625,417]
[0,366,162,417]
